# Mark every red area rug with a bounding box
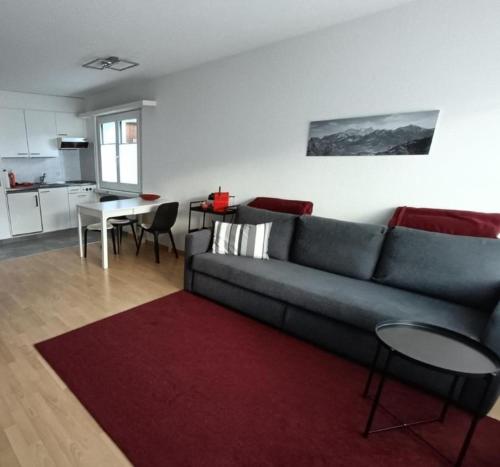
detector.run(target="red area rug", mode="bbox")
[35,291,500,466]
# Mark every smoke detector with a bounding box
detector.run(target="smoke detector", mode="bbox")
[82,56,139,71]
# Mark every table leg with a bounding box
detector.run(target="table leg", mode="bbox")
[439,375,459,422]
[363,349,393,437]
[363,341,382,398]
[77,207,84,258]
[455,374,493,467]
[101,215,108,269]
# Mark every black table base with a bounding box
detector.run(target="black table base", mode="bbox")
[362,341,494,467]
[188,200,238,233]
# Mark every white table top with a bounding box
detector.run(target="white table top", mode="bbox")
[78,197,169,217]
[77,196,170,269]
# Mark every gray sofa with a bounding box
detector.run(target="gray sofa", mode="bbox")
[184,205,500,413]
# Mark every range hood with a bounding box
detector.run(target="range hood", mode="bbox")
[57,137,89,150]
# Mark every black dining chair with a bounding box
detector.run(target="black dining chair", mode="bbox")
[136,202,179,263]
[100,195,139,252]
[100,195,119,202]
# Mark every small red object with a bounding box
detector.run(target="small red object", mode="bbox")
[8,171,16,188]
[213,192,229,212]
[140,193,160,201]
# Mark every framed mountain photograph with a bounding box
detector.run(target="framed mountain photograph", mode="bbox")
[306,110,439,156]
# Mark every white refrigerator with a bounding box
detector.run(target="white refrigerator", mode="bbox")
[0,170,11,239]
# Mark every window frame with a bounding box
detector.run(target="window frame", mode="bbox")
[96,110,142,193]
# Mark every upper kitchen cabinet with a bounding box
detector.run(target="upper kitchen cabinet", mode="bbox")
[24,110,58,158]
[0,108,30,158]
[55,112,86,137]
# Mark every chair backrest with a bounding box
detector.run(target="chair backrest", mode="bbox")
[100,195,120,202]
[150,202,179,232]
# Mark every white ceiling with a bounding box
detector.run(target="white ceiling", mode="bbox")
[0,0,415,97]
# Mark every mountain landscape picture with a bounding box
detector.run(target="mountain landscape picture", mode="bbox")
[307,110,439,156]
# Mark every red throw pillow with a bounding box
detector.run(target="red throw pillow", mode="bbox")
[248,197,313,215]
[389,206,500,239]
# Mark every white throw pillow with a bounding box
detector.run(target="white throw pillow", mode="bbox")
[212,221,272,260]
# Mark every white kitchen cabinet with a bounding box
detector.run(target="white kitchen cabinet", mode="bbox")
[55,112,86,137]
[68,187,96,228]
[0,192,11,239]
[0,108,30,158]
[39,187,70,232]
[24,110,58,158]
[7,191,43,235]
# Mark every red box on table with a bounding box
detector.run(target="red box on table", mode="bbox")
[212,192,229,212]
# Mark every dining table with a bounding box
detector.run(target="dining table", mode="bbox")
[77,197,168,269]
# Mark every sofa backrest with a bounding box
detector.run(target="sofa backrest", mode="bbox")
[236,205,297,261]
[290,216,387,280]
[373,227,500,311]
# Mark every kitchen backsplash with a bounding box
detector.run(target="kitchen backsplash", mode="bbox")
[1,151,88,183]
[79,146,96,181]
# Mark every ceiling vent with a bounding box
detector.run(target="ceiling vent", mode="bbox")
[82,56,139,71]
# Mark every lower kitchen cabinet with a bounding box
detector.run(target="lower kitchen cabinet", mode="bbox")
[7,191,43,235]
[39,187,70,231]
[5,185,97,236]
[68,187,96,227]
[0,192,11,239]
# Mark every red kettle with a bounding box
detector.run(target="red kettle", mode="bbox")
[8,171,16,188]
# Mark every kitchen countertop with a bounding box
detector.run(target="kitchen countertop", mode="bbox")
[6,181,96,193]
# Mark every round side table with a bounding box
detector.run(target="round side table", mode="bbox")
[362,321,500,467]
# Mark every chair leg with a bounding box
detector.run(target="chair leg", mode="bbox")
[84,228,88,258]
[168,230,178,258]
[136,228,144,256]
[111,229,117,255]
[117,226,122,253]
[153,232,160,264]
[131,223,139,248]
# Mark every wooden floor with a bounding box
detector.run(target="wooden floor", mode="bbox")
[0,239,183,466]
[0,238,498,466]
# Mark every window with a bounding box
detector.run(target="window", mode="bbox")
[97,110,141,192]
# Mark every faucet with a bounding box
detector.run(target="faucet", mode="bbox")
[40,172,47,184]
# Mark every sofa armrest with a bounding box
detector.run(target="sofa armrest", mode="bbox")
[184,229,212,291]
[482,301,500,356]
[459,303,500,414]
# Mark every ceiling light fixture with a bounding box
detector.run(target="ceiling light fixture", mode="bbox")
[82,56,139,71]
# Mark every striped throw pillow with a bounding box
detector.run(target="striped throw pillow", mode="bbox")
[212,221,272,259]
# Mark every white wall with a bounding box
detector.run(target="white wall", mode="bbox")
[85,0,500,247]
[0,90,85,183]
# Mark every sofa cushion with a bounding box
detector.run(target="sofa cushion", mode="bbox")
[212,221,272,259]
[389,206,500,239]
[236,205,297,261]
[290,216,387,280]
[192,253,488,338]
[374,227,500,311]
[248,197,313,215]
